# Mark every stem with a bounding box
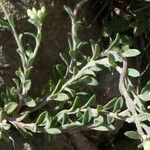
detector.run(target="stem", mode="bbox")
[118,58,144,136]
[0,1,27,72]
[25,58,109,114]
[107,33,120,51]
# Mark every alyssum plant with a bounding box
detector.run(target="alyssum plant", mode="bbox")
[0,0,150,149]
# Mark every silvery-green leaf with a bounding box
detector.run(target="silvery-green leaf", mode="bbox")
[62,112,69,125]
[108,53,116,66]
[82,108,92,125]
[139,94,150,101]
[141,81,150,94]
[0,20,10,30]
[138,113,150,122]
[64,88,75,97]
[104,97,118,110]
[128,68,140,77]
[94,116,104,127]
[69,96,80,111]
[81,76,98,86]
[13,78,20,90]
[62,122,82,130]
[25,97,36,107]
[46,128,61,134]
[15,68,25,84]
[122,49,141,57]
[124,131,140,140]
[24,80,31,92]
[82,69,96,77]
[4,102,18,114]
[3,123,10,130]
[54,93,69,101]
[113,97,124,112]
[56,110,67,122]
[25,66,33,78]
[82,95,96,109]
[36,111,48,126]
[92,124,115,131]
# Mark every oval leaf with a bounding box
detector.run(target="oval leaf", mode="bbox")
[128,68,140,77]
[139,94,150,101]
[54,93,69,101]
[122,49,141,58]
[46,128,61,135]
[5,102,18,114]
[124,131,140,140]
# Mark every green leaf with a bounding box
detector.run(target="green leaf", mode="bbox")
[44,117,51,129]
[25,97,36,107]
[62,113,69,125]
[62,122,82,130]
[81,76,98,86]
[69,96,80,111]
[52,80,62,95]
[124,131,140,140]
[56,110,67,122]
[0,20,10,30]
[128,68,140,77]
[46,128,61,135]
[54,93,69,101]
[4,102,18,114]
[15,68,25,84]
[113,97,124,112]
[94,116,104,127]
[3,123,10,131]
[92,124,115,131]
[108,53,116,66]
[104,97,118,110]
[73,66,79,76]
[24,80,31,92]
[107,115,114,124]
[25,66,33,77]
[82,95,96,109]
[138,113,150,122]
[64,88,75,97]
[82,69,96,77]
[122,49,141,58]
[139,94,150,101]
[36,111,48,126]
[90,40,100,60]
[82,108,92,125]
[141,81,150,94]
[16,112,28,122]
[13,78,20,90]
[42,80,53,96]
[24,123,37,133]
